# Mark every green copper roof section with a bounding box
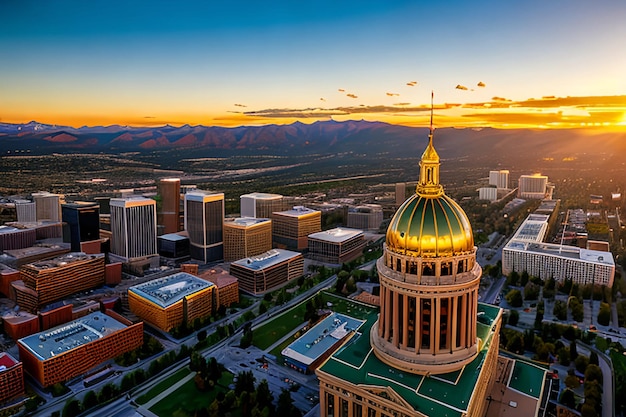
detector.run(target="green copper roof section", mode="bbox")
[319,303,502,416]
[508,360,547,399]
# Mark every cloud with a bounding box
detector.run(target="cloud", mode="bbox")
[143,116,155,119]
[477,81,486,87]
[234,103,247,108]
[456,85,469,90]
[338,88,345,92]
[346,93,358,99]
[386,92,399,97]
[320,98,326,101]
[492,96,511,102]
[406,81,417,87]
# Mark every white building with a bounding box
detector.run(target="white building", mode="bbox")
[240,192,283,219]
[478,187,498,202]
[347,204,383,231]
[489,170,509,189]
[33,192,63,222]
[518,174,548,199]
[110,196,157,260]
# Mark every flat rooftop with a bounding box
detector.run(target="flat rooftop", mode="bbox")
[505,241,614,266]
[511,215,549,242]
[231,249,301,271]
[225,217,271,227]
[274,206,319,217]
[158,233,189,242]
[282,312,366,365]
[26,252,103,270]
[308,228,363,243]
[318,303,502,417]
[0,352,18,368]
[18,311,128,361]
[241,192,283,200]
[508,359,546,399]
[128,272,214,308]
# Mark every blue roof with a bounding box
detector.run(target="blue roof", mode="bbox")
[128,272,213,307]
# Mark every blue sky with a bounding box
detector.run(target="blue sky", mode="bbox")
[1,0,626,128]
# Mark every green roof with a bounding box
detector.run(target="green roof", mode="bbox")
[508,359,547,399]
[318,302,502,417]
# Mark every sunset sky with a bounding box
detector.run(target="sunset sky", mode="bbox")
[1,0,626,129]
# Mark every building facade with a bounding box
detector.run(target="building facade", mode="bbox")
[33,192,63,222]
[110,196,158,260]
[158,178,181,234]
[62,202,100,251]
[0,352,24,403]
[184,191,224,263]
[347,204,383,231]
[17,311,143,387]
[240,192,284,218]
[316,125,502,417]
[14,199,36,223]
[223,217,272,262]
[13,253,105,313]
[230,249,304,295]
[272,206,321,251]
[489,169,509,189]
[518,174,548,199]
[128,272,215,332]
[478,186,498,201]
[307,228,366,264]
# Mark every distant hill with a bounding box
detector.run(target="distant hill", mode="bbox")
[1,120,626,167]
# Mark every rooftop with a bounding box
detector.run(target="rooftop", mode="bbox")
[0,352,18,369]
[128,272,214,308]
[318,303,502,417]
[231,248,302,271]
[26,252,103,270]
[282,312,366,365]
[158,233,189,242]
[308,228,363,243]
[225,217,271,227]
[274,206,320,217]
[240,192,283,200]
[18,311,128,361]
[505,241,615,266]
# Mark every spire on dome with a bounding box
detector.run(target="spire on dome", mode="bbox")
[416,91,443,196]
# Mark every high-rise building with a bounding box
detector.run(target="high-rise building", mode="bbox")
[395,182,406,207]
[33,192,63,222]
[17,311,143,387]
[223,217,272,262]
[518,174,548,199]
[14,199,36,223]
[230,249,304,295]
[346,204,383,231]
[271,206,321,251]
[110,196,158,260]
[478,186,498,201]
[489,169,509,189]
[61,202,100,251]
[158,178,181,234]
[316,126,503,417]
[184,190,224,263]
[240,192,284,218]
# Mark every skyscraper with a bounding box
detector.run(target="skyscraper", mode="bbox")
[489,169,509,189]
[184,190,224,263]
[518,174,548,199]
[240,192,284,218]
[223,217,272,262]
[110,196,158,260]
[158,178,181,234]
[62,202,100,251]
[33,192,63,222]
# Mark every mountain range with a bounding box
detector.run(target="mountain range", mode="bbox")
[2,120,626,167]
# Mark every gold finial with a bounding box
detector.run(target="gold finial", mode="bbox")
[416,91,443,197]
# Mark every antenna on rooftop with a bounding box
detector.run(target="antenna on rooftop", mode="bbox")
[430,91,434,136]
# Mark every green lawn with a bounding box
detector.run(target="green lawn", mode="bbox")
[149,372,235,417]
[136,368,190,405]
[253,298,310,350]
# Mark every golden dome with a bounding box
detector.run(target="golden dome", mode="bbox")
[386,192,474,257]
[386,129,473,257]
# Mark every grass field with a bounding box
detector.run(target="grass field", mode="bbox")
[136,368,190,405]
[149,371,235,417]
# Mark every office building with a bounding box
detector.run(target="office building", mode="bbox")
[128,272,215,332]
[307,228,366,264]
[110,196,158,260]
[240,192,284,218]
[12,252,105,313]
[230,249,304,295]
[184,190,224,263]
[62,202,100,252]
[14,199,36,223]
[0,352,24,403]
[17,311,143,387]
[395,183,406,207]
[489,169,509,189]
[157,233,190,262]
[223,217,272,262]
[195,266,240,309]
[158,178,181,234]
[33,192,63,222]
[347,204,383,231]
[0,225,37,251]
[518,174,548,199]
[272,206,321,251]
[316,125,503,417]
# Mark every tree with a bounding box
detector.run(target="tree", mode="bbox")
[597,302,611,326]
[575,355,589,374]
[520,271,529,286]
[505,289,523,307]
[82,390,98,411]
[584,364,603,384]
[565,374,580,389]
[589,351,599,366]
[559,388,576,409]
[235,370,255,396]
[62,399,81,417]
[256,379,274,412]
[553,300,568,321]
[508,310,519,326]
[508,270,520,286]
[524,282,539,300]
[277,388,301,417]
[570,340,578,362]
[558,347,570,366]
